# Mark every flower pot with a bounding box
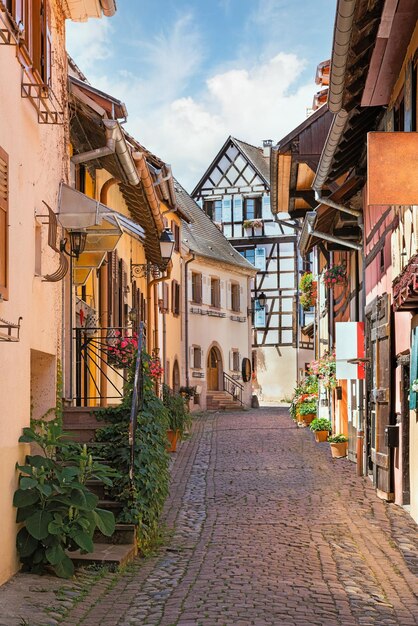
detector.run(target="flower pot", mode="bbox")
[314,430,329,442]
[329,441,348,458]
[300,413,315,425]
[166,429,180,453]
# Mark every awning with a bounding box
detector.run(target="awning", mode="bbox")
[57,183,145,286]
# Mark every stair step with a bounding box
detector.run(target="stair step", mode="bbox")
[69,542,137,569]
[93,523,137,545]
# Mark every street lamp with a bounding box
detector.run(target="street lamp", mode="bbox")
[60,230,87,259]
[159,227,175,263]
[258,292,267,308]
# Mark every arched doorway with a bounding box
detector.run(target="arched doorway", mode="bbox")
[207,346,223,391]
[172,360,180,393]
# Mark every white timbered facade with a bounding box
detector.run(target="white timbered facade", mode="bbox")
[192,136,299,402]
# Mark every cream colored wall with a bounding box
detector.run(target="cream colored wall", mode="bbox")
[255,346,297,403]
[159,212,183,389]
[0,0,67,585]
[186,256,253,409]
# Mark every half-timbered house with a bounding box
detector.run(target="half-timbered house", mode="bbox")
[192,137,300,402]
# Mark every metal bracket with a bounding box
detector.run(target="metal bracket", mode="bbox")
[0,316,22,342]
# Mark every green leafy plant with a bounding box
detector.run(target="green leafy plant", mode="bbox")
[179,385,196,400]
[309,418,331,432]
[163,384,192,437]
[14,419,117,579]
[95,352,170,553]
[328,434,348,443]
[298,400,317,416]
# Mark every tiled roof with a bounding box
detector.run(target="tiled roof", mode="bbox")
[174,181,256,274]
[232,137,270,185]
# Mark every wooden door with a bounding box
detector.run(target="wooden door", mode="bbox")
[366,294,393,500]
[207,348,221,391]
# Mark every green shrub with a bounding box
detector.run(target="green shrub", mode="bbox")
[163,384,192,437]
[298,400,317,416]
[328,434,348,443]
[309,418,331,432]
[96,352,170,553]
[14,419,116,579]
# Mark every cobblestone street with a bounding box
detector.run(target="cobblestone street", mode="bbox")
[2,407,418,626]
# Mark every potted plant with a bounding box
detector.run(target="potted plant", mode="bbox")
[163,385,191,452]
[328,434,348,458]
[323,264,346,288]
[297,397,317,425]
[299,272,317,310]
[309,418,331,442]
[308,352,337,390]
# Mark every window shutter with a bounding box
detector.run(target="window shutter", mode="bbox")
[163,282,169,311]
[197,273,202,303]
[410,327,418,410]
[404,61,413,132]
[175,282,180,315]
[262,195,271,219]
[222,195,231,222]
[233,195,243,222]
[255,306,266,328]
[254,247,266,271]
[229,351,233,371]
[190,346,195,368]
[0,146,9,300]
[171,281,175,314]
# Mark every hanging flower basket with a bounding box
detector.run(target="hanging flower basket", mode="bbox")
[323,264,346,288]
[299,272,317,310]
[243,219,263,230]
[106,331,138,369]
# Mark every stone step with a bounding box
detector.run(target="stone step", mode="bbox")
[69,542,137,570]
[63,406,109,444]
[93,523,137,545]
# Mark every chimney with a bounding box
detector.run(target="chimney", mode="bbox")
[262,139,273,158]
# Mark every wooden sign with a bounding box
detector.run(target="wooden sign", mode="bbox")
[368,132,418,205]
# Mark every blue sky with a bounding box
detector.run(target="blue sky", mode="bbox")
[67,0,335,190]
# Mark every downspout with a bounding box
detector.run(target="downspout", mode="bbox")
[99,177,119,405]
[100,0,117,17]
[71,121,140,186]
[147,263,172,354]
[132,152,164,235]
[184,253,195,387]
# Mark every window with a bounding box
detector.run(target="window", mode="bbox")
[231,282,240,312]
[8,0,52,86]
[0,146,9,300]
[171,280,180,316]
[211,277,220,308]
[160,282,169,313]
[230,350,240,372]
[171,221,180,252]
[204,200,222,222]
[191,272,202,303]
[239,248,255,266]
[192,346,202,369]
[244,197,261,220]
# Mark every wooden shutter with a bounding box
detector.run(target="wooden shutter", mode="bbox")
[262,195,271,219]
[222,196,231,222]
[175,282,180,315]
[255,247,266,271]
[370,294,392,497]
[0,146,9,300]
[410,327,418,410]
[162,282,169,312]
[404,61,413,132]
[107,250,118,326]
[233,195,243,222]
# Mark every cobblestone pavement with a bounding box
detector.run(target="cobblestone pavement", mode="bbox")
[2,408,418,626]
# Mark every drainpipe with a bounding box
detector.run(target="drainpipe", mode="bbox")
[184,253,195,387]
[100,0,117,17]
[99,178,119,405]
[71,121,140,187]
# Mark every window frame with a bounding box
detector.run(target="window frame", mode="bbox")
[191,271,202,304]
[244,196,261,221]
[0,146,9,301]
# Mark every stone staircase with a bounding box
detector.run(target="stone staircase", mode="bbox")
[63,406,138,569]
[206,390,244,411]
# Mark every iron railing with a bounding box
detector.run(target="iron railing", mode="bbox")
[223,372,244,405]
[73,325,143,406]
[129,322,144,481]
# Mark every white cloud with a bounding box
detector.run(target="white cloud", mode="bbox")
[66,18,113,72]
[66,18,316,192]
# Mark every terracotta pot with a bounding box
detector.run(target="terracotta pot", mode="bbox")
[299,413,315,426]
[330,441,348,458]
[314,430,329,442]
[166,429,179,453]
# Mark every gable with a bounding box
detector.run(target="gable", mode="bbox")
[194,139,269,199]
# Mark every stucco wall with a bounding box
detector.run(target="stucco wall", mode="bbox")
[0,1,67,584]
[186,257,253,409]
